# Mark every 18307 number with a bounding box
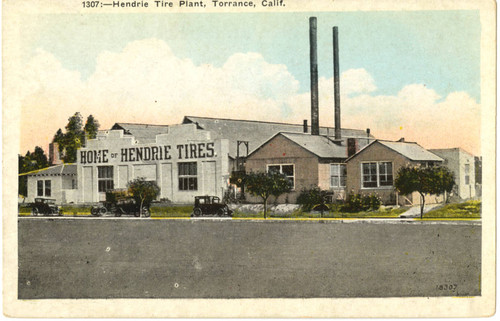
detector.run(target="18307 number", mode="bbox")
[436,284,458,291]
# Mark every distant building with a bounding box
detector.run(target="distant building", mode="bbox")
[429,148,477,200]
[345,140,444,205]
[20,164,78,204]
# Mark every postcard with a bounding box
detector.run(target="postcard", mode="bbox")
[3,0,496,317]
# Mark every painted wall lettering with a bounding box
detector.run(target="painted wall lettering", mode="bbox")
[80,149,109,164]
[80,143,214,164]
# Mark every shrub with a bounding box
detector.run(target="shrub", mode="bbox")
[296,187,330,212]
[342,193,381,212]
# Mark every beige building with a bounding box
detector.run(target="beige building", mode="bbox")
[345,140,444,205]
[21,164,78,204]
[429,148,476,200]
[245,131,372,203]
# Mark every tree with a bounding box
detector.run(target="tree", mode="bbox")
[52,113,101,163]
[18,146,50,196]
[244,171,292,219]
[53,128,64,145]
[127,177,160,216]
[395,165,455,219]
[61,112,85,163]
[84,114,100,140]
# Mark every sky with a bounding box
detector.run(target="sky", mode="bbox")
[18,10,481,155]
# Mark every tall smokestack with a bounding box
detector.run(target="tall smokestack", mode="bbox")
[309,17,319,135]
[333,26,341,142]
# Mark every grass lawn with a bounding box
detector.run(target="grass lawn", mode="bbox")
[232,207,407,219]
[150,205,192,218]
[422,200,481,219]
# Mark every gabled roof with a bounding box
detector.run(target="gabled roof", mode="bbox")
[19,164,77,177]
[111,123,170,144]
[276,132,348,159]
[346,140,443,162]
[183,116,371,158]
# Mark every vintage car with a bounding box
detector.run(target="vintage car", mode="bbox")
[192,196,232,217]
[91,190,150,217]
[30,198,62,216]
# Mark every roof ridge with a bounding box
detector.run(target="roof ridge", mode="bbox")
[184,115,368,132]
[377,139,419,144]
[114,122,170,127]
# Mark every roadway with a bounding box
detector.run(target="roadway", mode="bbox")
[18,217,481,299]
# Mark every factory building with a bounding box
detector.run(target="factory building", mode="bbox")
[20,164,78,204]
[74,116,372,205]
[77,123,229,204]
[20,17,475,208]
[428,148,477,200]
[245,131,372,203]
[345,140,444,205]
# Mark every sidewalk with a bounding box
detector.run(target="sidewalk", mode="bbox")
[399,204,443,218]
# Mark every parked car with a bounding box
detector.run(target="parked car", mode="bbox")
[30,198,62,216]
[91,189,150,217]
[192,196,232,217]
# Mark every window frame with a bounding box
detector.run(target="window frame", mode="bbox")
[44,180,51,197]
[266,163,295,189]
[178,162,198,191]
[97,166,114,193]
[361,161,394,189]
[37,180,44,197]
[330,163,347,188]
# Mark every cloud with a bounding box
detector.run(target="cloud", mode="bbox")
[19,39,481,156]
[340,68,377,95]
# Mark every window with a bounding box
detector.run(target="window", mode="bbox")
[44,180,51,197]
[37,180,43,196]
[330,164,346,188]
[378,162,393,186]
[98,166,114,192]
[465,164,470,185]
[362,162,378,188]
[72,179,77,189]
[362,162,393,188]
[37,180,51,196]
[267,164,295,189]
[178,162,197,191]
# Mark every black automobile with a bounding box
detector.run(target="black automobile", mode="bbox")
[91,190,150,217]
[30,198,62,216]
[192,196,232,217]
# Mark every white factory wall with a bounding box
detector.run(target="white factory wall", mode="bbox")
[77,124,230,204]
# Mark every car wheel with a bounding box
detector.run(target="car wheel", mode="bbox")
[115,212,122,217]
[91,207,98,216]
[193,208,202,217]
[99,207,107,215]
[217,208,225,216]
[32,208,39,216]
[142,207,150,218]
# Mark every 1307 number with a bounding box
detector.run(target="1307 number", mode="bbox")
[82,1,100,7]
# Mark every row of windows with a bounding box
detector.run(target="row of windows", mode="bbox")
[96,163,201,193]
[94,161,395,194]
[362,162,393,188]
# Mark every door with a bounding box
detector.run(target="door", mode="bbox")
[161,163,173,201]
